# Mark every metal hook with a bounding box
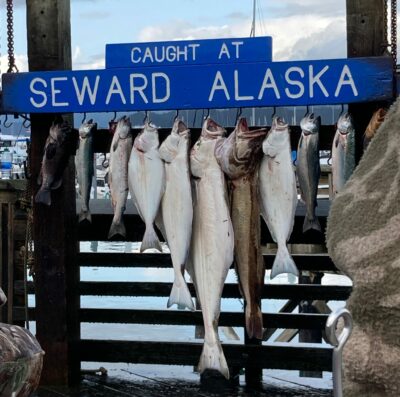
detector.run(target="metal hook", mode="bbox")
[339,104,345,117]
[174,109,179,121]
[4,114,13,128]
[304,105,310,117]
[111,111,117,122]
[192,109,198,128]
[143,110,150,124]
[82,112,87,124]
[271,107,277,120]
[235,107,243,124]
[22,114,31,129]
[204,108,210,119]
[325,308,353,397]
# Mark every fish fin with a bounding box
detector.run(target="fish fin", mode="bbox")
[221,327,240,341]
[167,273,195,311]
[245,304,263,340]
[303,216,322,233]
[140,224,162,252]
[271,245,299,279]
[108,220,126,239]
[335,137,340,148]
[79,209,92,223]
[34,188,51,206]
[198,340,230,380]
[298,134,303,149]
[51,178,63,190]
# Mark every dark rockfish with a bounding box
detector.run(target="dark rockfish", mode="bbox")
[297,113,322,232]
[332,113,355,197]
[215,118,267,340]
[75,119,96,223]
[35,120,75,206]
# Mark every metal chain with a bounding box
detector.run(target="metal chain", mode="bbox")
[391,0,397,69]
[6,0,18,73]
[384,0,389,51]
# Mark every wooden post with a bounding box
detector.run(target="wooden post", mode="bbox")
[346,0,392,161]
[27,0,80,386]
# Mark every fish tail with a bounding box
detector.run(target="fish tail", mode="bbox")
[245,303,263,340]
[34,188,51,206]
[140,224,162,252]
[271,245,299,279]
[198,340,230,380]
[303,216,322,233]
[79,209,92,223]
[167,272,195,311]
[108,219,126,239]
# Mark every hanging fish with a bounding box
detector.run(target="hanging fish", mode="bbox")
[187,118,234,379]
[75,119,96,223]
[259,117,299,278]
[128,122,165,252]
[363,108,387,150]
[158,119,194,311]
[297,113,322,232]
[215,117,267,339]
[108,116,133,238]
[332,113,355,197]
[35,120,76,206]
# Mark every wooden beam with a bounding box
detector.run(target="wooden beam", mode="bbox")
[346,0,393,161]
[79,340,333,372]
[27,0,80,386]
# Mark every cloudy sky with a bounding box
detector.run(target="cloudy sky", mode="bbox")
[0,0,353,73]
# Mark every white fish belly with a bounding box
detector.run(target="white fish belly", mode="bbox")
[190,170,234,336]
[162,157,193,269]
[128,147,165,225]
[259,152,297,244]
[332,133,346,195]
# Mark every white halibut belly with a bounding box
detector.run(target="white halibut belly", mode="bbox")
[162,157,193,267]
[259,153,297,244]
[128,147,164,225]
[191,170,234,327]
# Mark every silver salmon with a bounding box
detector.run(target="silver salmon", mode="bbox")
[215,117,267,339]
[159,119,194,311]
[188,118,234,379]
[75,119,96,223]
[35,120,75,206]
[128,122,165,252]
[297,113,322,232]
[108,117,133,238]
[260,117,298,278]
[332,113,355,197]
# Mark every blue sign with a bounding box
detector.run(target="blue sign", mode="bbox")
[106,37,273,68]
[1,57,392,113]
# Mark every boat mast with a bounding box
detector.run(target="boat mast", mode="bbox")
[250,0,256,37]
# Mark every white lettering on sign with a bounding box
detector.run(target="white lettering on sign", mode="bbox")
[284,67,305,99]
[51,77,69,106]
[152,73,170,103]
[209,71,230,101]
[130,73,149,104]
[188,44,200,60]
[30,78,47,108]
[234,70,254,101]
[72,76,100,105]
[130,44,201,64]
[309,65,329,98]
[106,76,126,105]
[258,68,281,99]
[131,48,142,63]
[335,65,358,97]
[218,43,231,60]
[231,41,244,59]
[142,47,154,63]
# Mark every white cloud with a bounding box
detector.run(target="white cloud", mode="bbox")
[0,54,28,74]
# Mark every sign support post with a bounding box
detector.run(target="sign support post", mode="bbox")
[27,0,80,386]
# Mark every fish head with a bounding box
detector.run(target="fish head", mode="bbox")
[135,122,160,152]
[115,116,132,139]
[201,117,226,140]
[79,119,97,139]
[0,287,6,307]
[235,117,267,158]
[262,117,289,157]
[159,119,190,163]
[300,113,321,136]
[337,112,354,135]
[49,120,72,143]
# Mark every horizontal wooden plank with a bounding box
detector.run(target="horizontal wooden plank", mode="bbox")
[78,252,337,272]
[78,281,351,300]
[79,340,333,371]
[17,281,352,301]
[79,308,328,329]
[78,199,330,245]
